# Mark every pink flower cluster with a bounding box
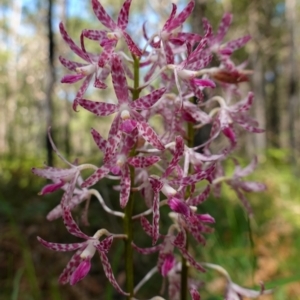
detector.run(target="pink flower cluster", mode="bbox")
[33,0,272,299]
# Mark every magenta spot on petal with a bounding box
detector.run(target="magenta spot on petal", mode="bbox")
[110,165,121,175]
[121,119,137,133]
[39,180,65,195]
[197,213,215,223]
[161,254,176,277]
[222,126,236,144]
[70,259,91,285]
[168,198,190,217]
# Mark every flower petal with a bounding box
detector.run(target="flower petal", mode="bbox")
[59,22,90,61]
[127,155,160,168]
[91,128,107,152]
[130,87,166,110]
[81,166,110,188]
[117,0,132,30]
[136,121,165,150]
[120,164,131,208]
[92,0,117,30]
[104,114,122,163]
[78,99,118,116]
[37,236,85,252]
[167,0,195,32]
[62,206,90,239]
[111,55,130,104]
[163,135,184,178]
[70,258,91,285]
[99,251,129,296]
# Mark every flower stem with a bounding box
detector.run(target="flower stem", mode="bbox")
[181,114,195,300]
[124,165,135,298]
[124,54,140,299]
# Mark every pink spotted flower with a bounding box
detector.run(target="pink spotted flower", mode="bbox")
[133,219,205,277]
[149,136,215,244]
[38,204,128,295]
[203,13,251,72]
[77,54,166,162]
[91,0,142,57]
[81,128,160,208]
[59,22,111,110]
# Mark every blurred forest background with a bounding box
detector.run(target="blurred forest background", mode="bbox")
[1,0,300,299]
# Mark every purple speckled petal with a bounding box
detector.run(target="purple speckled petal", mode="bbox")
[177,246,206,272]
[120,164,131,208]
[82,29,107,42]
[136,121,165,150]
[59,56,86,71]
[130,87,166,110]
[187,185,211,206]
[92,0,117,30]
[230,92,254,113]
[73,74,93,111]
[162,3,177,32]
[59,22,90,61]
[59,249,84,285]
[170,164,215,186]
[164,41,174,64]
[62,206,90,239]
[104,114,122,163]
[215,13,232,44]
[202,18,213,40]
[117,0,132,30]
[127,156,160,168]
[81,166,110,188]
[91,128,107,152]
[94,236,113,253]
[163,135,184,178]
[78,99,118,116]
[140,216,153,237]
[99,251,129,296]
[149,177,164,193]
[122,31,143,57]
[226,35,251,52]
[111,55,129,104]
[190,288,201,300]
[98,39,116,67]
[175,32,202,43]
[167,1,195,32]
[173,231,186,249]
[152,188,160,245]
[37,236,85,252]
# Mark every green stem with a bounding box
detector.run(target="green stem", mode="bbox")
[132,55,140,99]
[124,165,135,298]
[124,54,140,299]
[180,121,194,300]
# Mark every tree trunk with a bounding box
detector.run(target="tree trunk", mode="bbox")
[45,0,55,166]
[286,0,299,167]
